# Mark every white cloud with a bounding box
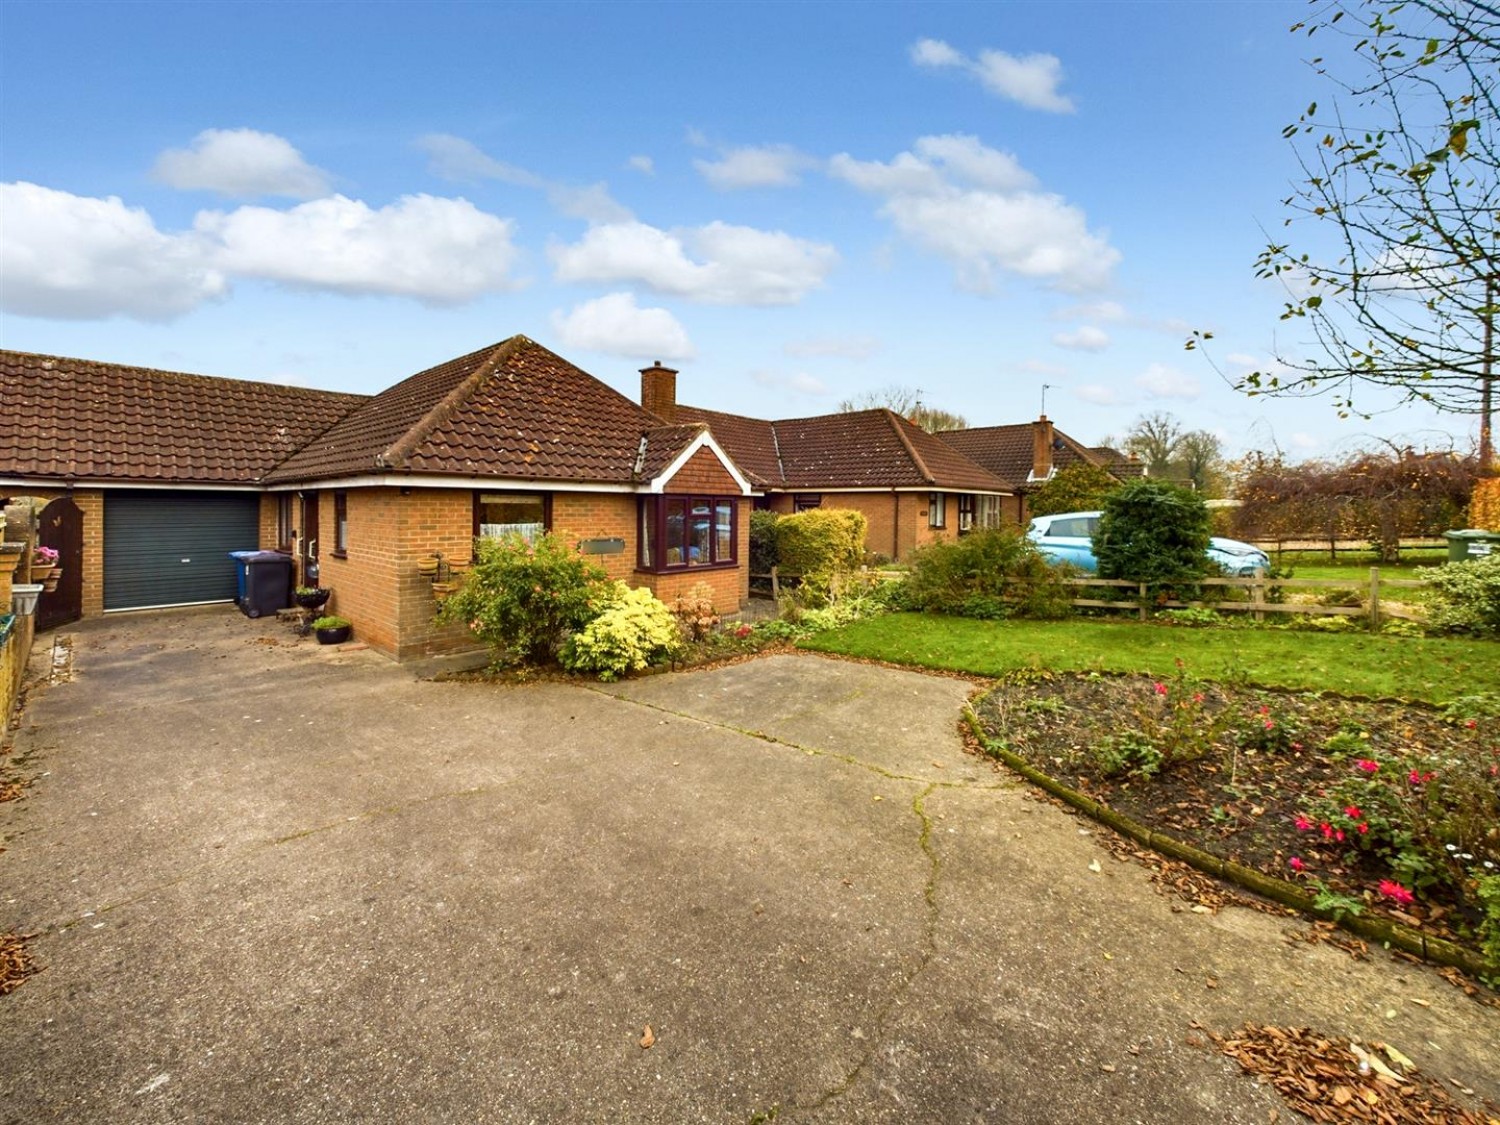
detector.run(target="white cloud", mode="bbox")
[200,193,520,303]
[0,182,226,320]
[418,133,631,223]
[751,369,831,396]
[694,144,815,190]
[1133,363,1201,400]
[1016,358,1070,376]
[151,128,330,198]
[627,155,655,175]
[549,292,693,360]
[830,135,1118,293]
[909,38,1075,113]
[1074,384,1123,406]
[550,220,837,306]
[1051,325,1111,351]
[784,335,881,360]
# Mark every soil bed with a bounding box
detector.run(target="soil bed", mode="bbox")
[973,672,1499,960]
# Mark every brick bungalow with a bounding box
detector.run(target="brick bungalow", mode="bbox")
[935,415,1138,522]
[2,337,752,660]
[635,364,1018,562]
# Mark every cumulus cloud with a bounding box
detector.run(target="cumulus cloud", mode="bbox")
[1052,325,1111,351]
[1052,299,1126,323]
[1134,363,1201,400]
[910,38,1075,113]
[550,220,837,306]
[627,155,655,175]
[783,335,881,360]
[199,193,520,304]
[750,369,831,396]
[830,134,1118,293]
[0,182,227,320]
[151,128,331,198]
[550,292,694,360]
[694,144,816,190]
[417,133,632,223]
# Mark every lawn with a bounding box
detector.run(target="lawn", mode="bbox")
[799,613,1500,705]
[1270,547,1446,584]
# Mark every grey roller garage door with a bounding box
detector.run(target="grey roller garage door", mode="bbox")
[104,491,261,610]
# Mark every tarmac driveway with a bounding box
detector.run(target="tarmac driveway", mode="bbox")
[2,608,1497,1124]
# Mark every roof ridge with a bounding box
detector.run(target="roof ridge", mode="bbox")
[377,336,531,470]
[885,410,935,485]
[0,348,368,403]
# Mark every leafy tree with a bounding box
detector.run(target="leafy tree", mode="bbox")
[1121,411,1184,476]
[838,384,968,433]
[1215,0,1498,468]
[1027,462,1122,516]
[1175,430,1229,496]
[1096,480,1214,584]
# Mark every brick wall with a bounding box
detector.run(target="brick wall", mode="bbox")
[661,446,741,494]
[13,489,106,618]
[553,493,638,583]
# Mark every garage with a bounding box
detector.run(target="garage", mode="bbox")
[103,491,261,611]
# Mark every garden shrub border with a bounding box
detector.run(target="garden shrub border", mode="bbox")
[961,690,1492,979]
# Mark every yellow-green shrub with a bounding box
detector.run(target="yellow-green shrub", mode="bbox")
[559,584,683,681]
[774,508,867,604]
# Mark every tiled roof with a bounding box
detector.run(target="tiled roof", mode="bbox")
[679,405,1011,493]
[636,423,711,480]
[1090,446,1147,479]
[266,336,698,484]
[936,423,1105,488]
[0,349,367,485]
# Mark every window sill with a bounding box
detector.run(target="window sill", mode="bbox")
[635,560,738,576]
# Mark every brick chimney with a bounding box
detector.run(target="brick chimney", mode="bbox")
[1030,414,1055,482]
[640,361,678,423]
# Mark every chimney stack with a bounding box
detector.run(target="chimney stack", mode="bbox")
[1031,414,1055,482]
[640,361,678,423]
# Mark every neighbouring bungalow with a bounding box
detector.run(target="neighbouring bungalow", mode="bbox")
[934,416,1140,522]
[633,363,1018,561]
[2,337,752,660]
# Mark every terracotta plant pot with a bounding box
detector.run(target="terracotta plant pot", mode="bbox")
[42,569,61,593]
[416,557,440,576]
[431,581,457,601]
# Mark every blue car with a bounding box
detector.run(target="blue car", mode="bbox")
[1026,510,1270,577]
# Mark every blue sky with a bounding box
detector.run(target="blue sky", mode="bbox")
[0,0,1470,459]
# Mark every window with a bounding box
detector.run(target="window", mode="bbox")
[276,494,294,550]
[793,494,822,512]
[958,494,975,533]
[475,492,549,543]
[928,492,946,529]
[639,496,737,571]
[975,495,1004,530]
[333,492,348,556]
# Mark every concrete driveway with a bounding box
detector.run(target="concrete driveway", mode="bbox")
[2,608,1496,1124]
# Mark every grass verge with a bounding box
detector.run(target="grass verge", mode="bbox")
[798,613,1500,704]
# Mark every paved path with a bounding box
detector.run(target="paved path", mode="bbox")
[1,608,1496,1124]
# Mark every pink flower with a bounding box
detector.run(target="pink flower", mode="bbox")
[1320,822,1335,839]
[1153,682,1168,696]
[1263,719,1276,730]
[1344,806,1362,820]
[1379,880,1415,906]
[1295,815,1313,832]
[1356,823,1369,835]
[1356,759,1380,774]
[1335,829,1345,843]
[1409,769,1424,785]
[1289,857,1306,872]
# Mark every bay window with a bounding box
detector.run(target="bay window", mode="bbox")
[639,495,737,571]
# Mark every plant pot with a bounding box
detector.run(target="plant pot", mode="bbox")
[42,569,60,593]
[294,588,331,609]
[416,557,440,576]
[315,624,352,645]
[431,581,457,601]
[11,583,43,616]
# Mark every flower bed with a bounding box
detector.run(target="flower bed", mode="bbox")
[973,668,1499,974]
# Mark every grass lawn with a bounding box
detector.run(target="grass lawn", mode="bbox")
[1268,548,1446,583]
[799,613,1500,705]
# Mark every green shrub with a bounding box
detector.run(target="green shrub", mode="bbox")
[903,526,1072,619]
[774,508,868,605]
[1476,875,1500,982]
[1421,554,1500,637]
[312,615,350,630]
[1095,480,1213,585]
[1026,462,1121,518]
[749,510,781,576]
[560,585,683,681]
[436,532,612,664]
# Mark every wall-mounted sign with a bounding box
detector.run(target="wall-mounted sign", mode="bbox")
[578,537,626,555]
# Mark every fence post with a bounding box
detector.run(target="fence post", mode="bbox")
[1138,582,1148,622]
[1253,577,1265,623]
[1368,567,1380,632]
[771,565,780,601]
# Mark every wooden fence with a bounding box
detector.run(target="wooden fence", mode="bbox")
[1059,569,1426,626]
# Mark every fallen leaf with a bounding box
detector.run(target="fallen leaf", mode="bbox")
[639,1025,655,1049]
[1088,860,1102,873]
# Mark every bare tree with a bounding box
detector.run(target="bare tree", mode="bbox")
[1122,412,1185,475]
[1205,1,1498,468]
[838,385,968,433]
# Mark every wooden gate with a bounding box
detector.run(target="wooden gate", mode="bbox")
[37,496,83,632]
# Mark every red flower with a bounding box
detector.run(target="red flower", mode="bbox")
[1263,719,1275,730]
[1356,759,1380,774]
[1344,806,1362,819]
[1295,815,1313,832]
[1356,823,1369,834]
[1335,829,1345,842]
[1379,880,1414,906]
[1320,822,1335,839]
[1192,692,1205,704]
[1153,682,1168,696]
[1289,857,1306,872]
[1465,718,1478,729]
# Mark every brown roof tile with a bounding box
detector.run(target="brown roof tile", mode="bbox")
[936,423,1106,487]
[266,336,696,485]
[636,423,712,481]
[0,350,367,485]
[679,405,1010,493]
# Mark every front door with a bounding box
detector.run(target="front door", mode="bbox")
[37,496,83,631]
[301,491,320,584]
